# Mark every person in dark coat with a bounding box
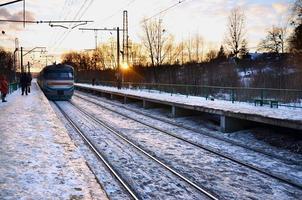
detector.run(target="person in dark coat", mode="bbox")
[20,73,28,95]
[27,72,32,93]
[0,75,8,102]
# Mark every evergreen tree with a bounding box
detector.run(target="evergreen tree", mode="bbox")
[217,45,226,60]
[239,39,249,59]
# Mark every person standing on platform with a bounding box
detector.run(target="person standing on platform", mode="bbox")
[27,72,32,93]
[20,73,28,95]
[0,75,8,102]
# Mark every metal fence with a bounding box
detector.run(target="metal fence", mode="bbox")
[78,80,302,108]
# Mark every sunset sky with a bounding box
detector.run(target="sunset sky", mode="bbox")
[0,0,293,70]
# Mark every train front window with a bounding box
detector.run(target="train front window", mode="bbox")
[45,72,73,80]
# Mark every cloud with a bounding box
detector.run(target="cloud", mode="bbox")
[272,2,289,14]
[0,8,35,31]
[0,7,11,18]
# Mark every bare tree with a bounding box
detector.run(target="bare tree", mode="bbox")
[91,49,106,70]
[129,41,148,66]
[205,49,217,62]
[258,26,287,53]
[225,7,246,58]
[165,38,182,64]
[184,33,204,63]
[186,35,193,62]
[194,33,204,62]
[141,18,170,82]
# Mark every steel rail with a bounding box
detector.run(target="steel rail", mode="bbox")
[73,93,302,190]
[69,101,219,200]
[54,101,139,200]
[74,92,301,165]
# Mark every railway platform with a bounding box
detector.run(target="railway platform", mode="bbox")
[75,83,302,133]
[0,81,108,200]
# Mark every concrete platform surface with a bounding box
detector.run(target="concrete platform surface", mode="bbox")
[0,82,108,200]
[75,83,302,131]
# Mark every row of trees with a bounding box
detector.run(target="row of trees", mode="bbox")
[63,3,301,70]
[62,1,302,84]
[258,0,302,54]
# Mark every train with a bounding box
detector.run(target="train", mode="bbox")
[37,63,74,100]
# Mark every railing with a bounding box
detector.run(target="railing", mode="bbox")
[9,82,19,94]
[77,80,302,109]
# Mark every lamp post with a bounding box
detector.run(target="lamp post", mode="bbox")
[13,38,19,81]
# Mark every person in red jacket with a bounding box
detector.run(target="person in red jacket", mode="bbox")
[0,75,8,102]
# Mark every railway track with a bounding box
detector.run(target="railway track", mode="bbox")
[73,92,302,190]
[74,91,301,166]
[54,101,139,200]
[55,101,218,200]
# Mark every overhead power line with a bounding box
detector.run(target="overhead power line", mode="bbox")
[0,0,22,7]
[93,0,136,25]
[0,19,93,24]
[48,0,78,50]
[142,0,187,22]
[51,0,95,51]
[79,27,125,31]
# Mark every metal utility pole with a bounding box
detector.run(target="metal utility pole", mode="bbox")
[27,61,30,73]
[20,46,46,73]
[122,10,129,64]
[13,38,19,80]
[94,30,98,49]
[79,27,124,70]
[20,47,23,73]
[44,55,54,66]
[23,0,25,27]
[79,27,124,88]
[79,28,124,50]
[117,27,120,73]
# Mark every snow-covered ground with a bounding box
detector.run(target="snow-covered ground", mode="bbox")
[50,102,133,200]
[55,101,210,200]
[0,82,108,200]
[74,92,302,182]
[69,94,302,199]
[75,83,302,123]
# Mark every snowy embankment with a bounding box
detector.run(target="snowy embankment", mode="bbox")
[0,82,108,200]
[75,83,302,122]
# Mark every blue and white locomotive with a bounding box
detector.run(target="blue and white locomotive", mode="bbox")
[38,63,74,100]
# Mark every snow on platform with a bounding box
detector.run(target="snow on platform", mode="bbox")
[75,83,302,129]
[0,82,108,200]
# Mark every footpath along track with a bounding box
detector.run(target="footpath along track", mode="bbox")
[54,101,218,200]
[74,91,301,166]
[73,92,302,190]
